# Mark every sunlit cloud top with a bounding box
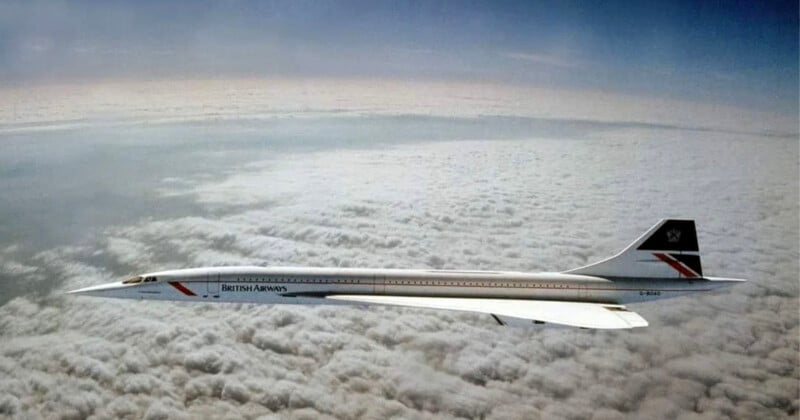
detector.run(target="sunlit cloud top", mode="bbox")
[0,1,797,115]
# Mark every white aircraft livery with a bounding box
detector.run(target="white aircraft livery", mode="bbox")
[69,219,745,329]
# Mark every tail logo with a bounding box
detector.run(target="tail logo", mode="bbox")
[666,229,682,243]
[637,220,698,252]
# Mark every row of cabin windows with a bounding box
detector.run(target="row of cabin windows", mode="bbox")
[223,277,574,289]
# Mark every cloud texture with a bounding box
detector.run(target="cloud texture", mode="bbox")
[0,109,797,420]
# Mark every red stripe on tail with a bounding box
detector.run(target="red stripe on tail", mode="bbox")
[169,281,196,296]
[653,253,698,278]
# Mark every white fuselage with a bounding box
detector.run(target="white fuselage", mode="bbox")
[73,266,730,305]
[68,219,746,330]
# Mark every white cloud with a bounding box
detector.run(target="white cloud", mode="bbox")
[0,128,796,418]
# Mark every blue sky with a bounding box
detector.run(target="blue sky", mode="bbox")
[0,0,797,114]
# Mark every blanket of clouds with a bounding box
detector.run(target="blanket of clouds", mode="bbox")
[0,81,797,419]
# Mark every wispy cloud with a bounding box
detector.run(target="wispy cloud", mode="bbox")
[0,1,795,114]
[498,51,582,69]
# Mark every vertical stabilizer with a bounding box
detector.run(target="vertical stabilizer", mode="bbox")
[565,219,703,279]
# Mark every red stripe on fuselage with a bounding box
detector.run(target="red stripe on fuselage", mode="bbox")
[653,253,697,278]
[169,281,196,296]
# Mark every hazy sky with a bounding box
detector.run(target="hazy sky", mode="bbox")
[0,1,797,114]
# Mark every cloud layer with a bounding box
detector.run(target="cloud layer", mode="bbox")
[1,80,796,137]
[0,123,797,418]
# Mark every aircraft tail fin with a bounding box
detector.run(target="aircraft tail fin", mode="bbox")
[565,219,703,279]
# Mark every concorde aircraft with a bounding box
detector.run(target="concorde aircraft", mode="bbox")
[69,219,745,329]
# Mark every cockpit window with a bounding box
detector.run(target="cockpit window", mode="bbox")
[144,276,157,282]
[122,276,143,284]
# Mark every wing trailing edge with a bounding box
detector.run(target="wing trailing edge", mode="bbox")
[326,295,648,329]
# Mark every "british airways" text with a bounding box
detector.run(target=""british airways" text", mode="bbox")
[221,284,288,293]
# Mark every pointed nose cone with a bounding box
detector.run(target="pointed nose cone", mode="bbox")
[67,282,127,298]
